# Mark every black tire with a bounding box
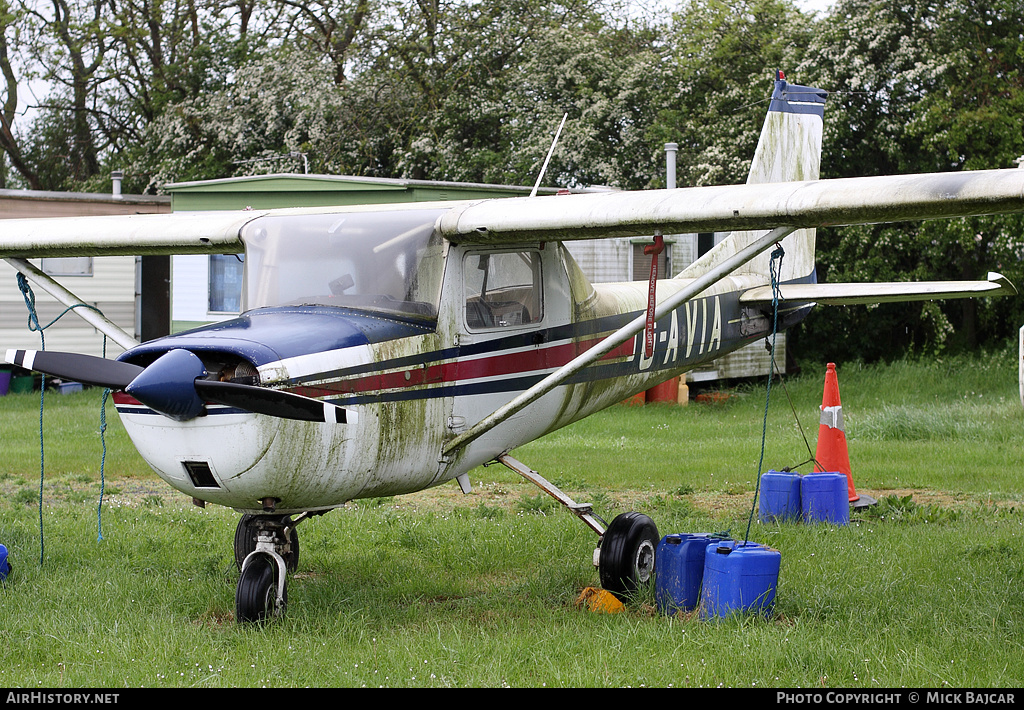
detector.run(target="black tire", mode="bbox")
[599,512,659,599]
[234,514,299,572]
[236,554,286,623]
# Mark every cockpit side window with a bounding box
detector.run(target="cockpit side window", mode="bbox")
[464,250,543,330]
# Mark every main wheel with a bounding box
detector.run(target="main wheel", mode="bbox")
[599,512,659,600]
[236,554,286,623]
[234,514,299,572]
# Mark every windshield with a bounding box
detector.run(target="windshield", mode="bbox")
[240,208,448,321]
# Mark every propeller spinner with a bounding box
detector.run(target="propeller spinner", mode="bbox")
[3,348,345,423]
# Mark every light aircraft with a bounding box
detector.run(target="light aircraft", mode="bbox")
[3,73,1023,622]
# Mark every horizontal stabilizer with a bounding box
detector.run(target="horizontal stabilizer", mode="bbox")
[739,272,1017,306]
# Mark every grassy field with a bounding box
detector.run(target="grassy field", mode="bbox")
[0,349,1023,687]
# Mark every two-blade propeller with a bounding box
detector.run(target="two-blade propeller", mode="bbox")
[4,348,346,423]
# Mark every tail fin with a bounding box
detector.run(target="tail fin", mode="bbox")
[678,71,827,283]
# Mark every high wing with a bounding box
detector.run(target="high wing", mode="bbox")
[0,209,265,257]
[1,169,1022,258]
[435,169,1024,243]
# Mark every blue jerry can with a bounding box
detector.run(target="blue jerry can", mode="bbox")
[0,544,10,582]
[699,540,781,620]
[759,470,802,522]
[655,533,726,615]
[801,472,850,525]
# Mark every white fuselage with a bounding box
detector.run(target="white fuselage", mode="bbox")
[114,227,789,514]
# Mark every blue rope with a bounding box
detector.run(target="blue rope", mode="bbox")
[98,388,110,541]
[16,273,113,558]
[744,245,785,544]
[17,274,47,566]
[17,276,105,333]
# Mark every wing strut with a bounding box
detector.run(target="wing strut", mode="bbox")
[442,225,797,456]
[5,258,139,351]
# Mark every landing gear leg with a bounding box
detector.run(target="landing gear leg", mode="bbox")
[234,514,300,572]
[494,454,660,602]
[233,511,320,623]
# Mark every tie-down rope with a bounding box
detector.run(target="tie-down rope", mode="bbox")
[17,273,111,565]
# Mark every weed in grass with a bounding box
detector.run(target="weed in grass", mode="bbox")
[516,493,559,516]
[14,487,37,505]
[856,494,962,524]
[474,503,504,520]
[964,540,1020,562]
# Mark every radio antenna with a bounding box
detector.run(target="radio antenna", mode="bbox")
[530,113,568,198]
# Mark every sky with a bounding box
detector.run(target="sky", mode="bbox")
[622,0,838,23]
[794,0,837,15]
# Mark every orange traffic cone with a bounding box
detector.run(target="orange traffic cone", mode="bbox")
[813,363,875,508]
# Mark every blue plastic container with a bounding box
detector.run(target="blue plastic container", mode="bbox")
[0,544,10,582]
[699,540,781,620]
[801,472,850,525]
[758,471,802,522]
[57,381,83,395]
[655,533,725,615]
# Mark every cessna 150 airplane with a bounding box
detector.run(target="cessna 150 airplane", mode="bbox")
[4,73,1024,621]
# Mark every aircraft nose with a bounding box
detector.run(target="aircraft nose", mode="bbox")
[124,349,208,421]
[7,346,347,423]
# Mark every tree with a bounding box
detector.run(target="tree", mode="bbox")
[275,0,372,84]
[126,49,346,187]
[653,0,813,187]
[791,0,1024,362]
[129,0,670,189]
[0,0,42,188]
[355,0,639,184]
[494,21,669,190]
[21,0,115,186]
[2,0,294,192]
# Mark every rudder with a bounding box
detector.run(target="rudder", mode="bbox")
[678,71,827,284]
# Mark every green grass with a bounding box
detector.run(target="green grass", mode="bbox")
[1,348,1023,687]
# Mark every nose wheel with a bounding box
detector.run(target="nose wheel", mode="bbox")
[236,550,287,623]
[233,512,315,623]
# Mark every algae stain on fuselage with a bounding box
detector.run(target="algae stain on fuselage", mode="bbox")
[358,331,449,498]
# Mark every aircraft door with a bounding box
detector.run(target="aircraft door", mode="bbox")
[446,244,572,466]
